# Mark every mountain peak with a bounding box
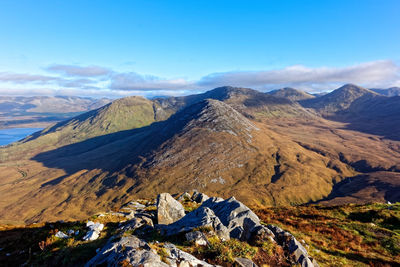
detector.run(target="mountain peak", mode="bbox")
[268,87,315,101]
[172,99,258,138]
[300,83,379,114]
[335,84,378,95]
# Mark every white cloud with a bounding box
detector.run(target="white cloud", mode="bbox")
[0,60,399,96]
[109,72,193,91]
[47,64,111,77]
[0,72,59,84]
[197,60,400,92]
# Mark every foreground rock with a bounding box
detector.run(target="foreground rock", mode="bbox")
[83,221,104,241]
[162,206,230,241]
[157,193,186,224]
[85,235,169,267]
[86,192,318,267]
[267,225,319,267]
[163,243,216,266]
[202,197,261,241]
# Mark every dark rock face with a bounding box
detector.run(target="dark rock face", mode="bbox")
[192,191,209,203]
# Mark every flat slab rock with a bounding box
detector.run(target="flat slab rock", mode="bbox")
[85,235,219,267]
[85,236,169,267]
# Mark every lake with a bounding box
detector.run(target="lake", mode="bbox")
[0,128,43,146]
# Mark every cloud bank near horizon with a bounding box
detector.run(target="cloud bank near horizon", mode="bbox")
[0,60,399,98]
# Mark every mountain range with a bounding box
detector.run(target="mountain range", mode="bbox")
[0,84,399,224]
[0,96,111,129]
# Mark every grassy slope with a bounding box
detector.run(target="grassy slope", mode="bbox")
[0,96,159,161]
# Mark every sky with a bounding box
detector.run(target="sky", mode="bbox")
[0,0,399,98]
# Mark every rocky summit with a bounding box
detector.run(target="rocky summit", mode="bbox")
[0,192,325,267]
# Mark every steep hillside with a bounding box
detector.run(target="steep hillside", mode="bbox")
[267,87,315,101]
[0,96,165,161]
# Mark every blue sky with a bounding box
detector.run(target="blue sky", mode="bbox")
[0,0,399,97]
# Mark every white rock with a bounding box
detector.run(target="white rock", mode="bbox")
[83,230,100,241]
[55,231,69,239]
[157,193,186,225]
[88,222,104,232]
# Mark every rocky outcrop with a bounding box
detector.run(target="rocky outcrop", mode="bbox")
[201,197,261,241]
[162,206,230,241]
[267,225,319,267]
[85,192,319,267]
[85,235,169,267]
[83,221,104,241]
[163,243,216,267]
[157,193,186,225]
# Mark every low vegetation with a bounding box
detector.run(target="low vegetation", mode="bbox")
[255,203,400,266]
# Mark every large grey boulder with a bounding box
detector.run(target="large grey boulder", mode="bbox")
[201,197,261,241]
[163,243,216,267]
[162,206,230,241]
[156,193,186,225]
[85,235,169,267]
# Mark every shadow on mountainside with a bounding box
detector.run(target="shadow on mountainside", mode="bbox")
[311,172,400,205]
[30,100,223,188]
[31,120,175,188]
[300,95,400,141]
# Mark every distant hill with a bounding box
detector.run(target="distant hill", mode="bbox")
[299,84,400,140]
[0,96,112,129]
[267,87,315,101]
[300,84,379,115]
[371,87,400,97]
